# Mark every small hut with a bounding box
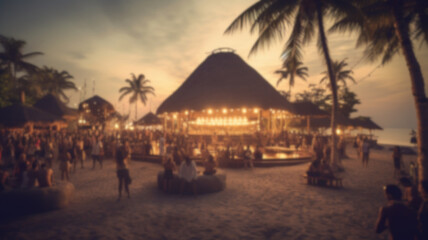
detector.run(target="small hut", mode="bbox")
[34,94,78,120]
[78,95,116,130]
[288,102,329,132]
[156,49,294,135]
[135,112,162,130]
[0,104,63,131]
[351,116,383,131]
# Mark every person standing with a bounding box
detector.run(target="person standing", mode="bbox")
[375,184,418,240]
[393,146,402,177]
[116,142,131,201]
[91,136,103,169]
[179,156,197,195]
[60,152,71,181]
[418,180,428,240]
[361,138,370,168]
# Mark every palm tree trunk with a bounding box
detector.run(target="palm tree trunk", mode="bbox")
[135,101,138,121]
[392,0,428,183]
[316,1,339,167]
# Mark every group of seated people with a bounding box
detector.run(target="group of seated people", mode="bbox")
[0,153,54,191]
[306,158,336,184]
[162,154,218,195]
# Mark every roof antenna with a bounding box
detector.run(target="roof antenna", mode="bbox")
[92,80,95,95]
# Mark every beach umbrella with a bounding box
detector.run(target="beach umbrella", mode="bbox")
[0,104,63,128]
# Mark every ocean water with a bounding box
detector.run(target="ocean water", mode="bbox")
[375,128,416,147]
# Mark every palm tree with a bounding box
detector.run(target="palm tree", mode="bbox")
[331,0,428,182]
[225,0,358,167]
[119,73,155,121]
[0,35,43,103]
[320,59,356,89]
[275,58,308,100]
[37,66,77,103]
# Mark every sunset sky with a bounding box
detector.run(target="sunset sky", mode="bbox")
[1,0,427,129]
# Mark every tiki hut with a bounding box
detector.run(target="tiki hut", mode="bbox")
[288,111,352,131]
[351,116,383,130]
[156,49,294,135]
[135,112,162,127]
[288,102,328,132]
[34,94,78,120]
[78,95,116,130]
[0,104,63,131]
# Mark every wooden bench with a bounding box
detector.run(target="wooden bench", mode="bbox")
[303,174,343,188]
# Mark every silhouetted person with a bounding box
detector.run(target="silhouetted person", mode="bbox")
[375,184,418,240]
[418,180,428,240]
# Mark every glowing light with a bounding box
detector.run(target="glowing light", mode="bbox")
[184,110,189,115]
[173,114,177,119]
[208,109,213,115]
[190,117,257,126]
[253,108,259,114]
[336,129,342,135]
[114,123,119,129]
[242,108,247,113]
[222,108,227,114]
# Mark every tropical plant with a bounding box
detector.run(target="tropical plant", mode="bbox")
[295,84,331,110]
[225,0,358,167]
[36,66,77,103]
[0,35,43,103]
[275,58,308,100]
[320,59,356,89]
[338,87,360,118]
[119,73,155,120]
[331,0,428,182]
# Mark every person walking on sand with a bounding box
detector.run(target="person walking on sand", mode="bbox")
[361,138,370,168]
[393,146,402,177]
[60,152,71,181]
[116,142,131,201]
[375,184,418,240]
[91,136,103,169]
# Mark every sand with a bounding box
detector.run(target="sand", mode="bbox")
[0,145,417,240]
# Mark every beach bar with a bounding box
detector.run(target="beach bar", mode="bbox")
[156,49,298,136]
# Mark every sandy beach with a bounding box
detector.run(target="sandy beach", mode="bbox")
[0,145,417,240]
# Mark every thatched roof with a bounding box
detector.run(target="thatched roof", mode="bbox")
[34,94,77,118]
[290,102,328,116]
[78,95,116,122]
[288,112,352,129]
[135,112,161,126]
[0,104,63,127]
[79,95,114,111]
[351,116,383,130]
[156,52,293,114]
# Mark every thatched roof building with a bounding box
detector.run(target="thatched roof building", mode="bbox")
[351,116,382,130]
[34,94,78,119]
[135,112,161,126]
[157,51,292,114]
[0,104,63,128]
[78,95,116,125]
